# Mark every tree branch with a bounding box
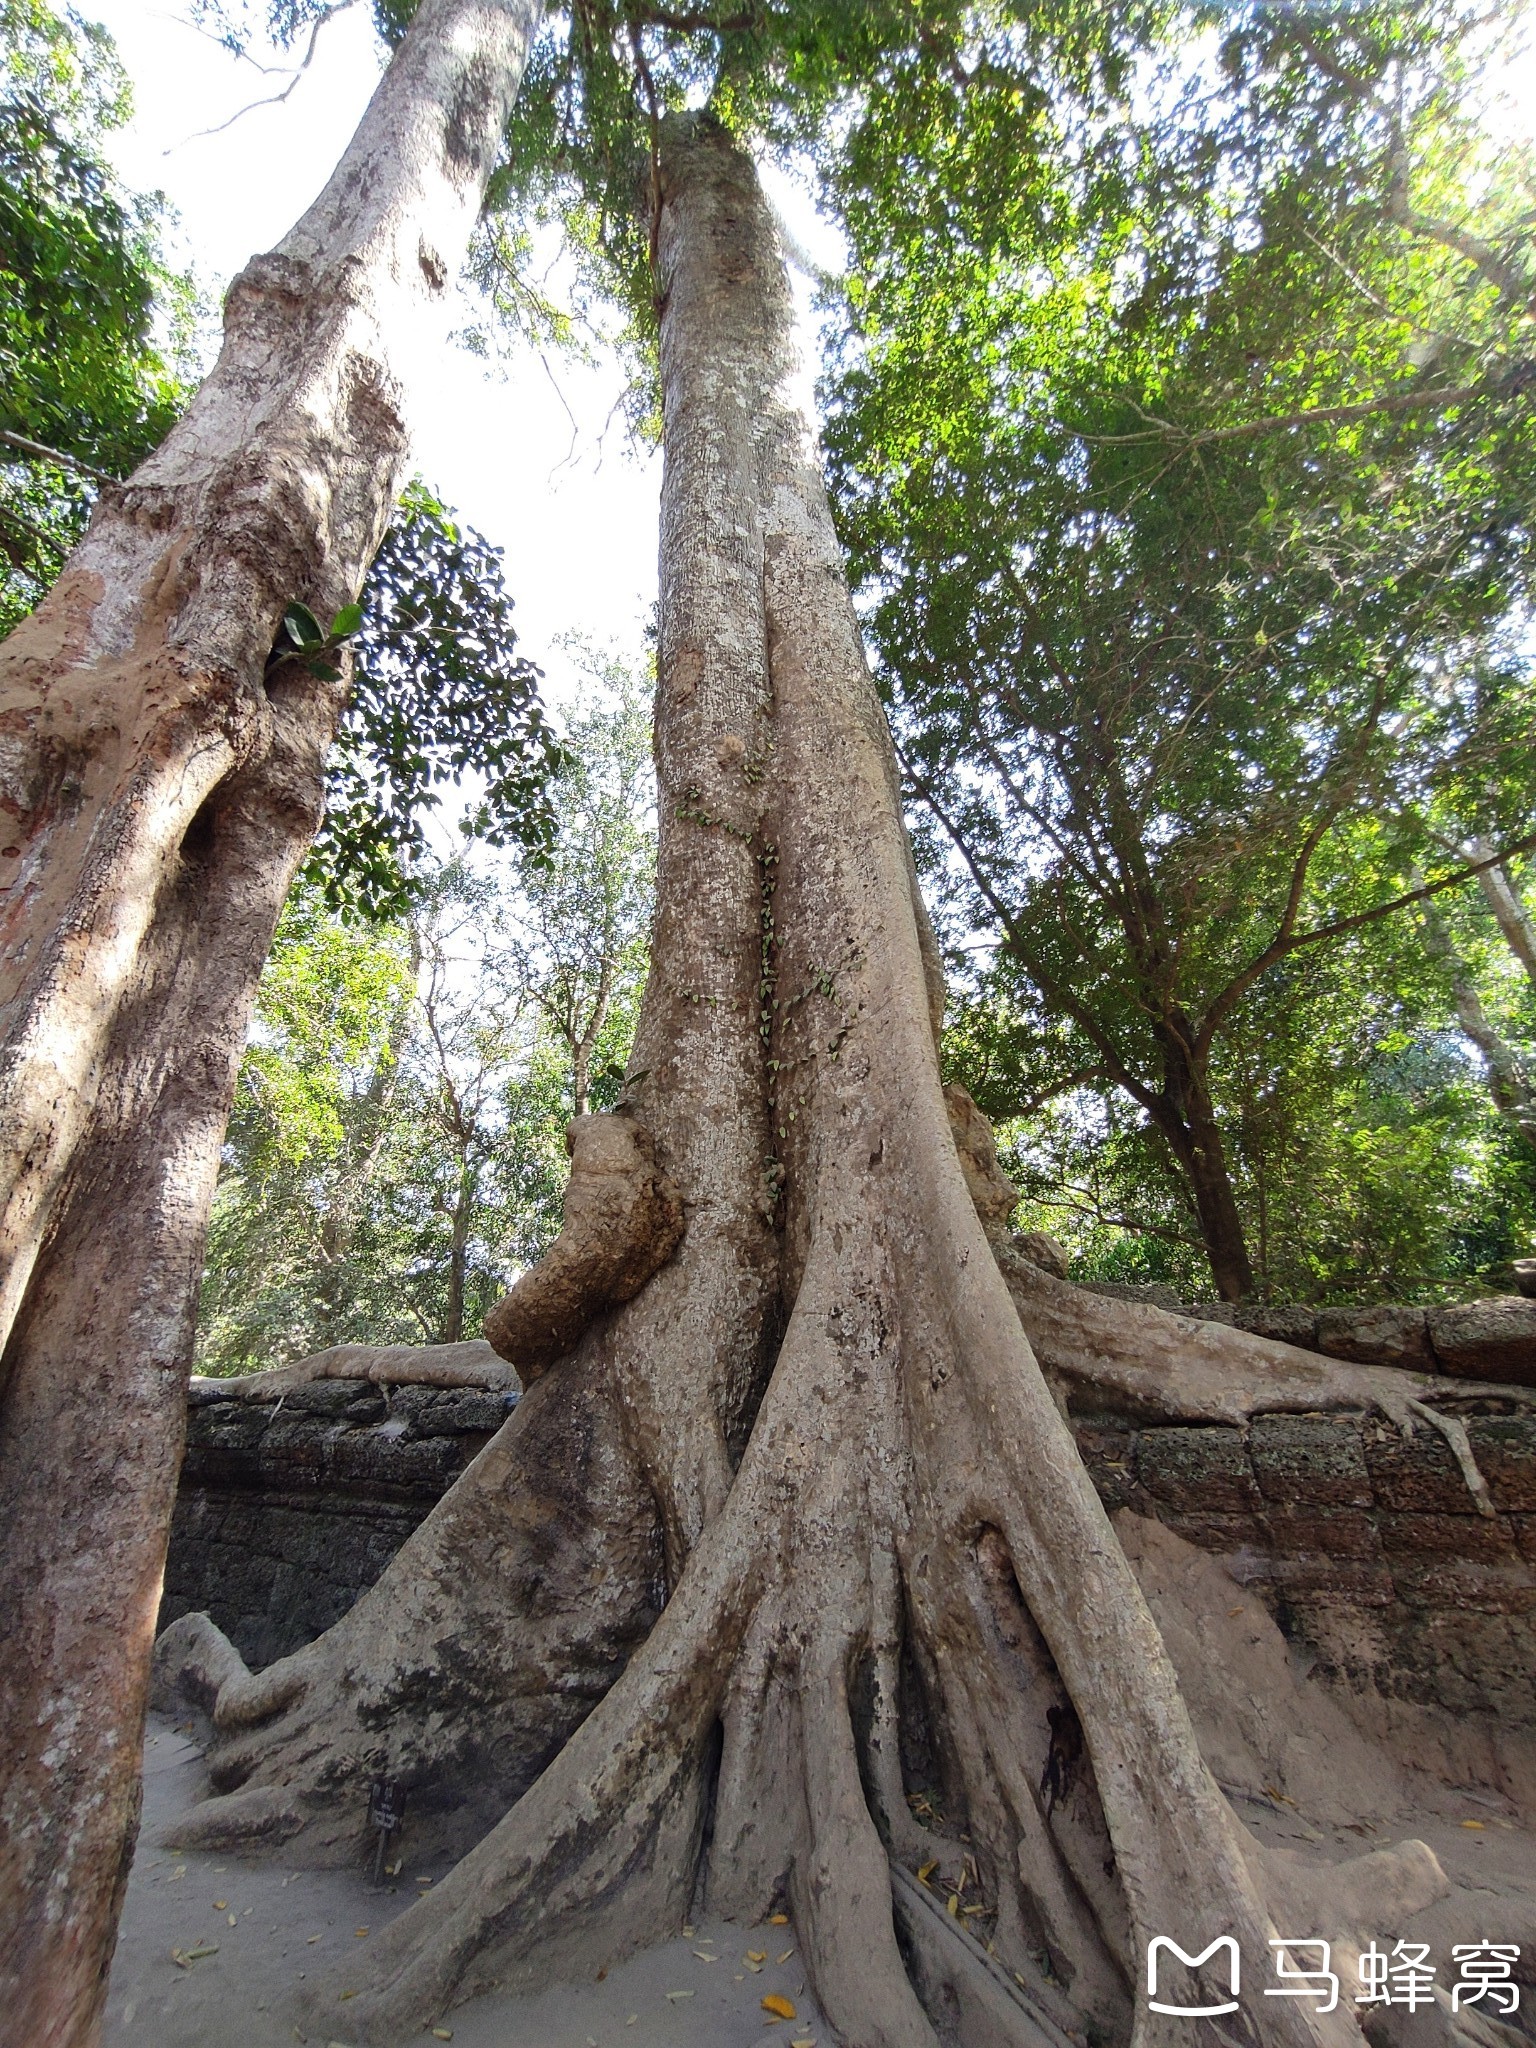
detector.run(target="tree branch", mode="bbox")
[0,428,115,485]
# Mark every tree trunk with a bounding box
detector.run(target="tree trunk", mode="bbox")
[0,5,542,2040]
[1146,1029,1255,1300]
[1468,841,1536,992]
[150,116,1503,2048]
[443,1155,473,1342]
[1420,896,1536,1143]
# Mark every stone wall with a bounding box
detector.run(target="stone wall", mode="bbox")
[161,1378,516,1668]
[1076,1409,1536,1727]
[163,1375,1535,1737]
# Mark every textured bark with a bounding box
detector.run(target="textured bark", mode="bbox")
[0,5,541,2041]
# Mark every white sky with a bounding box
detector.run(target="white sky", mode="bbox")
[85,1,841,713]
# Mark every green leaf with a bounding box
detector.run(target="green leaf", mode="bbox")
[282,600,324,650]
[329,602,364,641]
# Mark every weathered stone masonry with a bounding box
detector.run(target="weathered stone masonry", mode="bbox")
[162,1377,1535,1732]
[161,1379,517,1667]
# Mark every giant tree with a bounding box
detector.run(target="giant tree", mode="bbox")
[156,81,1532,2048]
[0,0,544,2034]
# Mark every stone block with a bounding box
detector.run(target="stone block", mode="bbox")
[1134,1426,1260,1511]
[1081,1279,1184,1310]
[1155,1510,1270,1556]
[1248,1414,1372,1506]
[1232,1306,1320,1348]
[1363,1425,1480,1512]
[388,1384,514,1436]
[1388,1556,1536,1614]
[1465,1416,1536,1512]
[1186,1301,1238,1325]
[1316,1304,1431,1368]
[1261,1506,1381,1558]
[1375,1510,1520,1560]
[1427,1297,1536,1386]
[1264,1553,1395,1600]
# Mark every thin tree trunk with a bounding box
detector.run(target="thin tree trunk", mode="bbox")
[1468,840,1536,992]
[443,1156,473,1343]
[1420,896,1536,1142]
[0,5,541,2039]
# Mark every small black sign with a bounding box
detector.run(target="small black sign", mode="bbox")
[368,1776,407,1833]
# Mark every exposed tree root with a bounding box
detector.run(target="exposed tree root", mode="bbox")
[155,1358,664,1862]
[1002,1250,1536,1518]
[193,1338,516,1403]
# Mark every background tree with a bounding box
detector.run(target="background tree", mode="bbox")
[0,0,193,629]
[824,0,1536,1299]
[199,655,655,1368]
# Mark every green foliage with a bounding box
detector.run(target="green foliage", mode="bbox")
[0,0,194,630]
[199,657,657,1370]
[302,482,567,922]
[824,0,1536,1294]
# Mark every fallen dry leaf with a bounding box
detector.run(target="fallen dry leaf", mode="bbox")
[748,1950,767,1962]
[777,1948,795,1963]
[768,1913,789,1926]
[947,1895,960,1917]
[790,2039,817,2047]
[693,1948,718,1961]
[763,1993,797,2020]
[916,1861,938,1885]
[184,1944,219,1961]
[1461,1820,1485,1829]
[228,1913,238,1927]
[666,1989,695,2001]
[354,1927,369,1937]
[213,1900,228,1911]
[431,2032,453,2042]
[307,1934,322,1944]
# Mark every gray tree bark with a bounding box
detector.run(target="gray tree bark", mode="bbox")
[0,5,541,2040]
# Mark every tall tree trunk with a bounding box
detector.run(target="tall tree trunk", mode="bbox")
[157,115,1464,2048]
[1147,1028,1255,1300]
[1467,840,1536,992]
[443,1155,473,1342]
[1420,897,1536,1143]
[0,4,541,2040]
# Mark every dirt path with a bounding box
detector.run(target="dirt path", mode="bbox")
[105,1716,828,2047]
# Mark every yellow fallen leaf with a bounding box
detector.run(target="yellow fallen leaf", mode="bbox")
[681,1924,696,1937]
[1461,1819,1485,1829]
[962,1905,986,1917]
[768,1913,789,1926]
[791,2040,816,2048]
[777,1948,795,1963]
[432,2031,454,2041]
[763,1993,797,2020]
[339,1988,359,1999]
[947,1895,960,1916]
[354,1927,369,1937]
[916,1861,937,1885]
[213,1901,228,1911]
[748,1950,767,1962]
[745,1959,763,1972]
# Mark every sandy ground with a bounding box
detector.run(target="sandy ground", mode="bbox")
[105,1716,829,2048]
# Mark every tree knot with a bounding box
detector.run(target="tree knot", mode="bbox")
[483,1111,685,1383]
